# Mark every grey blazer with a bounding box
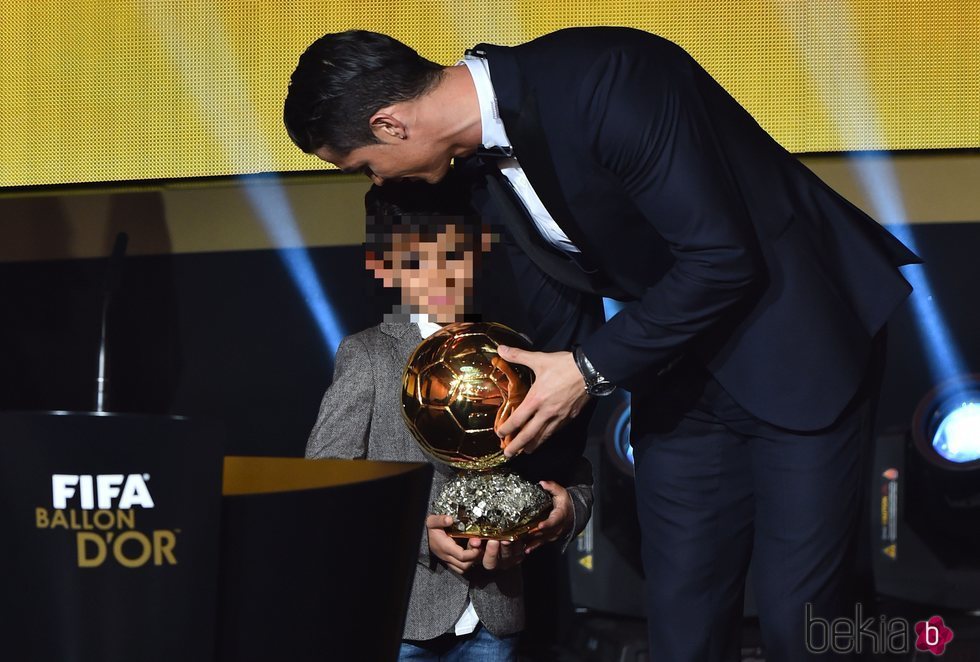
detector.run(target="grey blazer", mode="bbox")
[306,322,593,640]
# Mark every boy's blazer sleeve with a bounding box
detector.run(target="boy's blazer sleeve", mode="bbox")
[557,456,594,554]
[305,335,374,460]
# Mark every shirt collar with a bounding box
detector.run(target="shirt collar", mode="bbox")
[459,56,512,151]
[412,313,443,339]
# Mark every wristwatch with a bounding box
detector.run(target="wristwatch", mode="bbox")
[572,346,616,397]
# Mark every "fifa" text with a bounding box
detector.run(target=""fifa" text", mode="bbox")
[51,474,155,510]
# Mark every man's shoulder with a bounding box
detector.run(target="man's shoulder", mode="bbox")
[481,26,684,91]
[513,26,676,57]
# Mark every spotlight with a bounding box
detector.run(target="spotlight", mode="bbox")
[604,398,634,475]
[912,376,980,469]
[908,377,980,571]
[874,374,980,608]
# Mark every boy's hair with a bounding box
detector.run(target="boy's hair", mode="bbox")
[284,30,444,156]
[364,173,488,260]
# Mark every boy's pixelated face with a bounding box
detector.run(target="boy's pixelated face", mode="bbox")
[367,221,489,324]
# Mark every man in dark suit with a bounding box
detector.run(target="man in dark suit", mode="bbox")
[284,27,919,660]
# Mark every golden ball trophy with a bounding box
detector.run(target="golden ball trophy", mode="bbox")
[401,322,552,541]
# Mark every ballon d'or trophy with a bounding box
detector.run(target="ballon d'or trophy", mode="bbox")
[402,322,552,541]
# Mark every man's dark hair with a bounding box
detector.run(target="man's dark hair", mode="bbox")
[284,30,443,156]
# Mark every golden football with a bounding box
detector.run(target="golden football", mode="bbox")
[401,322,534,470]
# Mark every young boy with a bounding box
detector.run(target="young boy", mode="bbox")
[305,175,594,661]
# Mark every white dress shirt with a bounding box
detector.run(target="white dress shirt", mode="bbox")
[412,315,480,636]
[460,56,582,255]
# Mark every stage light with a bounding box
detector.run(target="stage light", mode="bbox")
[933,402,980,464]
[239,177,346,355]
[607,399,634,472]
[143,8,346,355]
[877,375,980,607]
[913,377,980,469]
[603,298,625,320]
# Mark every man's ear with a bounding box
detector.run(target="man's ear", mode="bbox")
[369,107,407,141]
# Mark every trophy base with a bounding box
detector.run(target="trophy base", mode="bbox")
[433,470,553,541]
[445,516,548,542]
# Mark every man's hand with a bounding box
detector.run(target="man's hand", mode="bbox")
[426,514,482,574]
[468,538,526,571]
[523,481,575,553]
[495,346,591,457]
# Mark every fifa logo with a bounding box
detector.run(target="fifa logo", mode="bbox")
[51,473,155,510]
[37,473,177,568]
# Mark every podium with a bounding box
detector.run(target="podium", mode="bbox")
[0,412,433,662]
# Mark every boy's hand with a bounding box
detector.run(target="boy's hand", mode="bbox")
[468,538,526,571]
[523,481,574,553]
[426,514,482,574]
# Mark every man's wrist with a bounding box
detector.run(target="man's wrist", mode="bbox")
[572,345,616,397]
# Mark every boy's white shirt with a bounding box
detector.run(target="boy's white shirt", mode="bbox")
[413,315,480,636]
[413,316,444,341]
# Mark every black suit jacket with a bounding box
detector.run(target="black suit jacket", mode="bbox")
[461,27,919,430]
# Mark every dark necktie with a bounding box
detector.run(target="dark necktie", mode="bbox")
[475,144,514,159]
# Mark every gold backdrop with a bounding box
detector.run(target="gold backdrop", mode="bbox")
[1,0,977,187]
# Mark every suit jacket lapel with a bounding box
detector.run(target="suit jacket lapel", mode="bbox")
[476,43,598,261]
[481,169,605,295]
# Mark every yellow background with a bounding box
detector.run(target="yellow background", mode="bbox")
[1,1,977,187]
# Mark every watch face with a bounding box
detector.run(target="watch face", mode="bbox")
[589,381,617,397]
